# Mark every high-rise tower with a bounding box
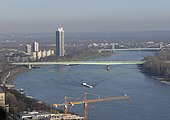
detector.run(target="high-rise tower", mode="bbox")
[32,42,40,52]
[25,44,32,55]
[56,27,65,57]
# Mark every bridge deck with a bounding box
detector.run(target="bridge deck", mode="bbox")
[11,61,144,66]
[100,48,161,51]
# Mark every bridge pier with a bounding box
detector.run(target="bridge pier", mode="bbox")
[106,65,111,71]
[111,43,115,52]
[28,64,32,69]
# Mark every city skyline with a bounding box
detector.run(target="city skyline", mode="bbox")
[0,0,170,33]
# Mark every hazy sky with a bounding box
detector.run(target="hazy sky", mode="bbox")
[0,0,170,33]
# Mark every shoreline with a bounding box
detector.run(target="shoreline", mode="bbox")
[0,66,28,84]
[139,68,170,85]
[151,76,170,85]
[0,66,52,114]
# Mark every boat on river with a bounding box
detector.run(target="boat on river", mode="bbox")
[17,88,26,94]
[82,82,93,88]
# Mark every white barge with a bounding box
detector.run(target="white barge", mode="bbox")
[82,82,93,88]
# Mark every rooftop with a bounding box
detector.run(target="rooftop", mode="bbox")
[19,111,84,120]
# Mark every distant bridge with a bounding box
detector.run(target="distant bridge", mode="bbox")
[11,61,144,66]
[99,47,161,52]
[115,47,161,51]
[100,42,163,52]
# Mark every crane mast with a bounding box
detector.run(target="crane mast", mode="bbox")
[84,92,88,120]
[52,92,129,120]
[64,96,68,114]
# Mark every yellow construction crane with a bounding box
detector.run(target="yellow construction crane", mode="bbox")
[52,92,129,120]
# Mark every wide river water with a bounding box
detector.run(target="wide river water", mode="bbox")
[15,51,170,120]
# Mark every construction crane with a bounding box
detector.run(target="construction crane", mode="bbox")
[52,92,129,120]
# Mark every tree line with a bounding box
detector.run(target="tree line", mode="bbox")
[142,50,170,80]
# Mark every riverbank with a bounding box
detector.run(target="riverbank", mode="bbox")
[56,50,115,61]
[0,66,28,84]
[139,50,170,85]
[151,76,170,85]
[0,66,53,116]
[139,67,170,85]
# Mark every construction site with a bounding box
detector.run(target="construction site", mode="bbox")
[52,92,129,120]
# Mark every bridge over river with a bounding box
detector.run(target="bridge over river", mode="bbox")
[11,61,170,69]
[99,47,162,52]
[11,61,145,69]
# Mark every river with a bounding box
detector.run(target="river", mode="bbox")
[14,51,170,120]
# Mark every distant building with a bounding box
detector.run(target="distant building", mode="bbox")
[37,51,42,59]
[111,43,115,50]
[32,52,37,60]
[46,49,51,56]
[6,53,30,62]
[41,50,47,58]
[33,42,40,52]
[25,44,32,55]
[56,27,65,57]
[51,49,55,55]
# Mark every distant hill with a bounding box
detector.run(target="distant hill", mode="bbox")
[0,31,170,43]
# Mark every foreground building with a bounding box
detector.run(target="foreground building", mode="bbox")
[0,87,5,109]
[18,111,84,120]
[56,27,65,57]
[0,87,9,112]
